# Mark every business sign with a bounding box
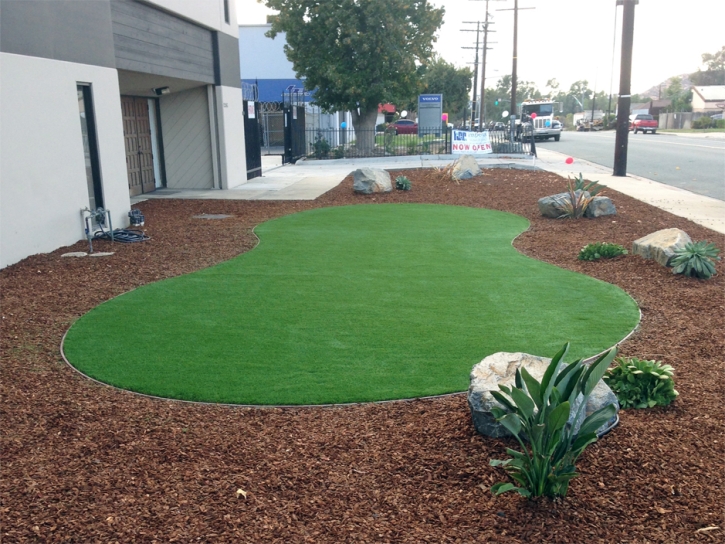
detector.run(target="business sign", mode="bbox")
[247,101,256,119]
[418,94,442,103]
[418,94,443,134]
[452,130,493,155]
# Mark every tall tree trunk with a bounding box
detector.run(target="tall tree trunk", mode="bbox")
[351,107,378,155]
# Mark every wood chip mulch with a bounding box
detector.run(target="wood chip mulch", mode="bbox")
[2,168,723,543]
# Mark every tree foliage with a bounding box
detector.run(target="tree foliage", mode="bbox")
[663,78,692,112]
[264,0,444,147]
[702,46,725,71]
[420,57,472,122]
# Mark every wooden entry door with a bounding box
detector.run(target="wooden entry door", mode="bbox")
[122,96,156,196]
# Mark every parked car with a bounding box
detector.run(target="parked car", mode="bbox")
[629,114,658,134]
[493,122,506,131]
[389,119,418,135]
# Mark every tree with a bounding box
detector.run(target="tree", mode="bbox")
[702,46,725,71]
[264,0,444,151]
[421,57,472,123]
[663,78,692,112]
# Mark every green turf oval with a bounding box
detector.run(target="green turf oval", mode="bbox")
[63,204,639,405]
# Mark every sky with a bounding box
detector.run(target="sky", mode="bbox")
[237,0,723,97]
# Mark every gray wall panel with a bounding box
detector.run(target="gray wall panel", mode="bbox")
[111,0,214,83]
[159,87,214,189]
[0,0,115,67]
[215,32,241,88]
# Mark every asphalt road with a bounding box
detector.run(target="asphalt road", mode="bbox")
[537,131,725,201]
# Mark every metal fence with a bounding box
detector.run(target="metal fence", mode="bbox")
[302,126,534,160]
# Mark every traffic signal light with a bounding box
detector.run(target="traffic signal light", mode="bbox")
[494,99,499,106]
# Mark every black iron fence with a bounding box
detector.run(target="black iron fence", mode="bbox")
[302,126,535,160]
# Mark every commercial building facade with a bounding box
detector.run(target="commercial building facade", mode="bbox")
[1,0,247,268]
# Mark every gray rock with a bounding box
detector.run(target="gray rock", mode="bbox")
[352,168,392,194]
[632,228,691,267]
[538,190,590,218]
[451,155,482,180]
[584,196,617,218]
[468,351,619,439]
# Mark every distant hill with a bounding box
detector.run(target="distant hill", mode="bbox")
[638,74,692,100]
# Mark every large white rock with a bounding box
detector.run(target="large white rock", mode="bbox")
[467,352,619,438]
[352,168,392,194]
[632,228,691,267]
[451,155,482,180]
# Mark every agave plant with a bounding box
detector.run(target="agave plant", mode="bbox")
[489,343,617,499]
[569,172,606,197]
[558,181,593,219]
[395,175,411,191]
[670,241,720,279]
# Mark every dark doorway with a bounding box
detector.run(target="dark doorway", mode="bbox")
[77,84,104,210]
[284,94,306,164]
[122,96,156,196]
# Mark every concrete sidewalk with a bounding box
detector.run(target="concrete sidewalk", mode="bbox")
[132,149,725,235]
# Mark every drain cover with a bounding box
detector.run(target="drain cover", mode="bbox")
[193,214,234,220]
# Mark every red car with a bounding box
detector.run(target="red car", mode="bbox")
[389,119,418,135]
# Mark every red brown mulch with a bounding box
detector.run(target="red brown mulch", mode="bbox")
[2,169,723,543]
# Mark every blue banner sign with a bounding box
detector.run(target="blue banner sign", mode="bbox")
[418,94,442,104]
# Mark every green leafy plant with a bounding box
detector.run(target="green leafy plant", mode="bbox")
[558,182,593,219]
[604,357,678,409]
[692,116,713,129]
[569,173,606,197]
[670,240,720,279]
[312,134,331,159]
[395,176,411,191]
[578,242,628,261]
[489,343,618,499]
[406,140,418,155]
[332,146,345,160]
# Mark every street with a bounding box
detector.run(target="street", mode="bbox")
[537,131,725,201]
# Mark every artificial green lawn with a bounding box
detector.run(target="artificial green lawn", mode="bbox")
[63,204,639,405]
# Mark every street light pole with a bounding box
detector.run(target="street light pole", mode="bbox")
[613,0,637,177]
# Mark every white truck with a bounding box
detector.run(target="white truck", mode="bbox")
[518,99,562,141]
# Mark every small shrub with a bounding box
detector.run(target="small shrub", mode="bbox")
[670,240,720,279]
[489,343,617,499]
[692,116,713,129]
[395,175,411,191]
[406,141,418,155]
[312,135,331,159]
[604,357,678,409]
[715,119,725,129]
[569,172,606,196]
[578,242,628,261]
[332,146,345,159]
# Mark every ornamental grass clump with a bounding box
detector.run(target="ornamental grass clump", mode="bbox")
[489,343,617,499]
[604,357,678,409]
[578,242,628,261]
[670,240,720,279]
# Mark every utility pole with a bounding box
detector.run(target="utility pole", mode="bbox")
[470,0,501,129]
[462,22,482,128]
[613,0,638,177]
[497,1,534,139]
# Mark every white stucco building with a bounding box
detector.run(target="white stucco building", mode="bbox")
[1,0,248,268]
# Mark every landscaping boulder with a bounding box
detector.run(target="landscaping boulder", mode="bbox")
[584,196,617,218]
[468,351,619,438]
[352,168,392,194]
[632,228,691,267]
[451,155,482,180]
[537,190,590,218]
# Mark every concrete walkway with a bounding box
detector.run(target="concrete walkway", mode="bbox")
[132,147,725,234]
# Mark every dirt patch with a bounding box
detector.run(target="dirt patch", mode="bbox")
[2,168,723,543]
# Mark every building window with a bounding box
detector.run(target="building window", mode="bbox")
[224,0,230,24]
[77,84,104,210]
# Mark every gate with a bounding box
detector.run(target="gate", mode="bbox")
[243,99,262,180]
[283,90,307,164]
[260,102,285,154]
